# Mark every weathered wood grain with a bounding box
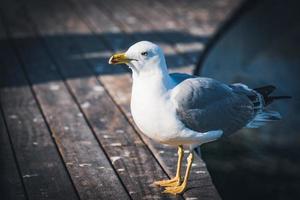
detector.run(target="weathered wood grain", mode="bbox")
[133,0,239,64]
[24,0,179,199]
[117,0,199,66]
[101,2,223,199]
[94,0,191,71]
[67,0,221,199]
[158,0,241,34]
[0,19,26,200]
[69,0,184,174]
[1,0,130,199]
[0,15,79,200]
[0,109,26,200]
[69,0,225,199]
[0,0,241,199]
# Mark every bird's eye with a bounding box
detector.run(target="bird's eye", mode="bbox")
[141,51,148,56]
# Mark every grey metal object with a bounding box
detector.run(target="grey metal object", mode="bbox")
[194,0,300,199]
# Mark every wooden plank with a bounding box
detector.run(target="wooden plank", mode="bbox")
[70,0,190,71]
[67,0,221,199]
[91,0,191,72]
[71,0,223,198]
[0,15,79,200]
[133,0,240,63]
[158,0,241,34]
[0,18,26,200]
[1,0,131,199]
[69,0,176,165]
[23,0,179,199]
[0,111,26,200]
[117,0,202,66]
[96,2,222,198]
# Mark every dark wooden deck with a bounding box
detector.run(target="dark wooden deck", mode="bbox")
[0,0,240,199]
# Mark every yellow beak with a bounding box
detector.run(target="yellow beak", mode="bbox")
[108,53,130,65]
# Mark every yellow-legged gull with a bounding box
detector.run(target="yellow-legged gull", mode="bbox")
[108,41,290,195]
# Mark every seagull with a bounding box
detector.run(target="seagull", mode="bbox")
[108,41,290,195]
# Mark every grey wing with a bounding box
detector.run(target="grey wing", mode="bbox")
[171,77,255,136]
[169,73,196,84]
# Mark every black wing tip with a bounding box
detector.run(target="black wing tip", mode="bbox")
[265,95,292,106]
[254,85,276,96]
[254,85,292,106]
[270,95,292,100]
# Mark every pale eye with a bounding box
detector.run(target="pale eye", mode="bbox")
[141,51,148,56]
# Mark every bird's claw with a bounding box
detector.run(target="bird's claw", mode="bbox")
[163,184,186,195]
[154,177,181,187]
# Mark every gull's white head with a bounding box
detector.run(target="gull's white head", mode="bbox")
[109,41,167,76]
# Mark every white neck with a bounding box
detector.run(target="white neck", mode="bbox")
[131,61,175,95]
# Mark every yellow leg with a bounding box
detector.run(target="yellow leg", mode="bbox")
[154,145,183,187]
[163,152,194,195]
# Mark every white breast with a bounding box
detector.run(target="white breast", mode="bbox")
[130,76,181,143]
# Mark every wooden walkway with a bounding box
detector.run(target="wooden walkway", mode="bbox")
[0,0,240,199]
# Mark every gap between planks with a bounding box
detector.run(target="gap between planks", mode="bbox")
[0,12,80,200]
[12,0,178,199]
[65,0,220,198]
[1,0,131,199]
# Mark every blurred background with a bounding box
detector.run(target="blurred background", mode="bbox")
[0,0,299,199]
[199,1,300,200]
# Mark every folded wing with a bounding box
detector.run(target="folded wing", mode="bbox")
[171,77,255,136]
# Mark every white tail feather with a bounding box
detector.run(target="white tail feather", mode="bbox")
[247,110,282,128]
